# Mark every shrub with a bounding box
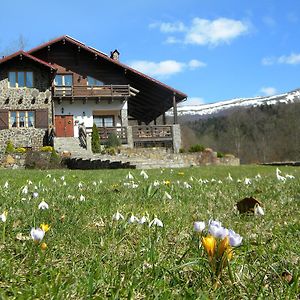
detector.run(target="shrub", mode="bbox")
[49,148,62,168]
[40,146,53,152]
[105,147,116,155]
[5,140,15,154]
[15,147,27,154]
[217,151,224,158]
[106,132,121,148]
[179,148,186,153]
[188,144,205,153]
[91,123,101,153]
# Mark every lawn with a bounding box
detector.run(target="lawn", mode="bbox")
[0,166,299,299]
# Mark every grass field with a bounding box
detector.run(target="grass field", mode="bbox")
[0,166,299,299]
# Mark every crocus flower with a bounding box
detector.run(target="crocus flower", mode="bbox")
[202,235,216,258]
[217,236,230,257]
[0,211,8,222]
[32,192,39,198]
[194,221,205,232]
[30,228,45,243]
[228,229,243,247]
[112,211,124,221]
[38,201,49,210]
[254,204,264,216]
[208,220,228,239]
[40,223,50,233]
[149,217,163,228]
[40,242,47,250]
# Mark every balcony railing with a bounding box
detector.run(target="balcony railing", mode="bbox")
[86,126,128,144]
[132,125,173,142]
[53,85,132,98]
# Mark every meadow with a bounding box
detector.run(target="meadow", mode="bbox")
[0,166,299,299]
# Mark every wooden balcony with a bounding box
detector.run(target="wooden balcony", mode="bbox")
[53,85,134,98]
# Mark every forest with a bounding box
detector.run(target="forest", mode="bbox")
[184,102,300,163]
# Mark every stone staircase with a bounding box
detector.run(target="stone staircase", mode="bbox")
[53,137,188,170]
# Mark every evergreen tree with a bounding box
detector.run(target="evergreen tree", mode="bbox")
[91,123,101,153]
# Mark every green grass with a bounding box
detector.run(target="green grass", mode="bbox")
[0,166,299,299]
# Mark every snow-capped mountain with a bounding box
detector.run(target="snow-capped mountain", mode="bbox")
[172,88,300,119]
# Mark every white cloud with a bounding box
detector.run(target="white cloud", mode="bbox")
[262,53,300,65]
[260,87,277,96]
[151,17,249,46]
[129,59,206,78]
[179,97,205,106]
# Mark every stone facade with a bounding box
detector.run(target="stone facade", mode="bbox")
[0,60,52,152]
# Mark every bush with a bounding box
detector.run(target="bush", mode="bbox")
[5,140,15,154]
[91,123,101,153]
[217,151,224,158]
[105,147,116,155]
[179,148,186,153]
[106,132,121,148]
[49,148,62,168]
[40,146,53,152]
[15,147,27,154]
[188,144,205,153]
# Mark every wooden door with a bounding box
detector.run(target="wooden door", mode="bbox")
[55,115,74,137]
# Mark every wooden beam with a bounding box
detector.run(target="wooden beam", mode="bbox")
[173,92,177,124]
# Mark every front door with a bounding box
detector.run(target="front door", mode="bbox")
[55,115,74,137]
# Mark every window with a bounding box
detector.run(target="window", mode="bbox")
[87,76,104,86]
[54,74,73,86]
[9,111,35,128]
[93,115,114,127]
[8,71,33,88]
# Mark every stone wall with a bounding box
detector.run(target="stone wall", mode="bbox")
[0,60,52,152]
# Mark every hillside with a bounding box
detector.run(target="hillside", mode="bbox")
[175,89,300,164]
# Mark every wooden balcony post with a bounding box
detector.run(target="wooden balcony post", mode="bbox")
[173,92,178,124]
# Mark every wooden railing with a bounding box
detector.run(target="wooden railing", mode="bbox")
[98,127,127,143]
[53,85,131,98]
[132,125,173,142]
[78,123,87,149]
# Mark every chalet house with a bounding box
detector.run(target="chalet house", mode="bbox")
[0,35,187,153]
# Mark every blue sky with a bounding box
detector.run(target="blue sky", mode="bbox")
[1,0,300,105]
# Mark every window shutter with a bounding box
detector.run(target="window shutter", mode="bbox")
[35,109,49,129]
[0,110,9,130]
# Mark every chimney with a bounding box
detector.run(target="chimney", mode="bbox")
[110,49,120,61]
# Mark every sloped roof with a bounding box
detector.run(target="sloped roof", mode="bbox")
[28,35,187,99]
[0,50,56,70]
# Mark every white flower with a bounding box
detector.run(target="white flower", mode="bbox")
[0,211,8,222]
[67,195,75,200]
[149,217,163,228]
[63,181,67,186]
[183,182,192,189]
[163,191,172,200]
[113,211,124,221]
[79,195,85,201]
[153,180,160,187]
[286,174,295,179]
[244,178,251,185]
[276,168,286,182]
[38,201,49,210]
[78,182,83,188]
[32,192,39,198]
[255,173,261,179]
[52,178,57,183]
[92,181,97,186]
[228,229,243,247]
[27,180,33,185]
[227,173,233,181]
[126,172,134,180]
[3,181,9,189]
[128,214,139,224]
[46,174,51,178]
[194,221,205,232]
[30,228,45,242]
[22,186,28,194]
[139,216,148,224]
[140,170,149,179]
[254,204,265,216]
[60,176,65,181]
